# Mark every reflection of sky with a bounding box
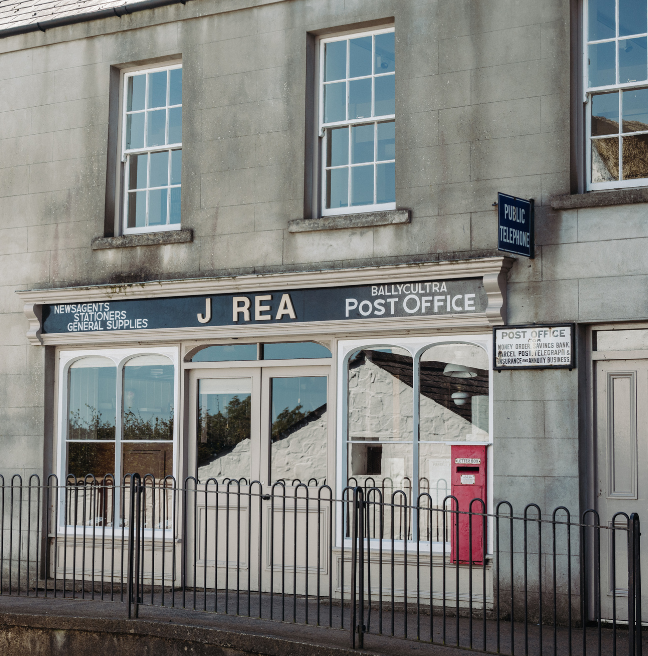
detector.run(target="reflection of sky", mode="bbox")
[200,393,250,416]
[193,344,257,361]
[124,364,174,423]
[69,367,116,427]
[271,377,327,423]
[264,342,331,359]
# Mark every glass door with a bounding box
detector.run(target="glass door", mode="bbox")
[188,368,261,483]
[260,366,330,487]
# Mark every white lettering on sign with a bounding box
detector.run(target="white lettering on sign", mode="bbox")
[460,475,476,485]
[455,458,481,465]
[495,326,573,368]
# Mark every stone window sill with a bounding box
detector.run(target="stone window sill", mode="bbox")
[92,229,193,250]
[551,188,648,210]
[288,209,410,233]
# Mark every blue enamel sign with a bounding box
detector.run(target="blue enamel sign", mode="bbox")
[498,192,534,258]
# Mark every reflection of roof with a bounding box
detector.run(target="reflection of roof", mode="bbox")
[273,404,327,442]
[351,350,488,422]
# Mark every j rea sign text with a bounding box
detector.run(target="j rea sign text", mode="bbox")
[41,278,488,334]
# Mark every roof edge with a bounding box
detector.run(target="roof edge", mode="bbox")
[0,0,190,39]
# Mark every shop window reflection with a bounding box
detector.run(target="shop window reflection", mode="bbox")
[346,346,414,539]
[271,376,327,485]
[197,378,252,482]
[418,343,489,544]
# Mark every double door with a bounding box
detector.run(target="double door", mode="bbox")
[186,365,332,593]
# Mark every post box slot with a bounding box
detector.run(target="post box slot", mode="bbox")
[457,466,480,473]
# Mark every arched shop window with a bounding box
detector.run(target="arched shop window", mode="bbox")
[62,350,177,484]
[344,339,490,541]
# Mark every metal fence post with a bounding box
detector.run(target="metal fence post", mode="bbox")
[629,513,642,656]
[127,474,142,620]
[350,486,365,649]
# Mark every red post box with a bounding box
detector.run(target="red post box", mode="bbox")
[450,444,487,564]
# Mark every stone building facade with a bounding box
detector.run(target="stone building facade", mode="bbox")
[1,0,648,617]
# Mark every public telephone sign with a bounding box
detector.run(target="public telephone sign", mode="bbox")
[497,192,534,258]
[493,324,575,370]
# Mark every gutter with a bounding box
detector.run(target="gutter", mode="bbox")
[0,0,190,39]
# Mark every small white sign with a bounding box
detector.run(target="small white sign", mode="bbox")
[460,475,476,485]
[455,458,481,465]
[495,325,574,369]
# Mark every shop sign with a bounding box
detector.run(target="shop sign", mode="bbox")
[497,192,534,258]
[41,277,489,335]
[493,324,575,370]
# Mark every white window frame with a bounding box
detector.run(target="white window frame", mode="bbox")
[319,27,396,216]
[56,346,180,533]
[121,63,183,234]
[336,334,493,553]
[584,0,648,190]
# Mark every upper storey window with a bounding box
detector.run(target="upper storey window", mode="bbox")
[586,0,648,188]
[122,65,182,233]
[320,29,396,215]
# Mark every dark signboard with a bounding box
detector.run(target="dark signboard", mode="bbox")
[493,324,575,370]
[41,277,488,335]
[497,192,534,258]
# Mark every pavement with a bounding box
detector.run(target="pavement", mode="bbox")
[0,591,642,656]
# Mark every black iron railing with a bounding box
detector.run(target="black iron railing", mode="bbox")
[0,473,643,655]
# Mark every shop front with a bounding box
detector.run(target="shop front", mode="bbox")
[18,257,510,600]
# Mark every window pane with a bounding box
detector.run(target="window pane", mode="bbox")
[620,0,647,37]
[123,443,172,479]
[349,78,372,119]
[623,88,648,131]
[619,37,647,84]
[375,32,395,74]
[349,36,372,78]
[128,153,148,190]
[192,344,258,362]
[377,121,395,160]
[148,71,167,108]
[592,137,620,181]
[347,442,413,530]
[325,40,347,82]
[419,343,490,442]
[324,82,346,122]
[126,113,145,149]
[123,355,174,440]
[198,378,252,481]
[592,92,620,136]
[327,127,349,166]
[127,74,146,112]
[171,149,182,184]
[67,442,115,480]
[351,164,374,205]
[376,162,395,204]
[347,347,413,442]
[589,41,616,87]
[149,150,169,187]
[351,123,374,164]
[326,167,349,208]
[170,187,181,224]
[263,342,332,359]
[588,0,616,41]
[128,190,146,228]
[147,109,166,147]
[375,74,396,116]
[68,357,116,441]
[622,134,648,178]
[168,107,182,144]
[271,376,327,485]
[148,188,168,225]
[169,68,183,105]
